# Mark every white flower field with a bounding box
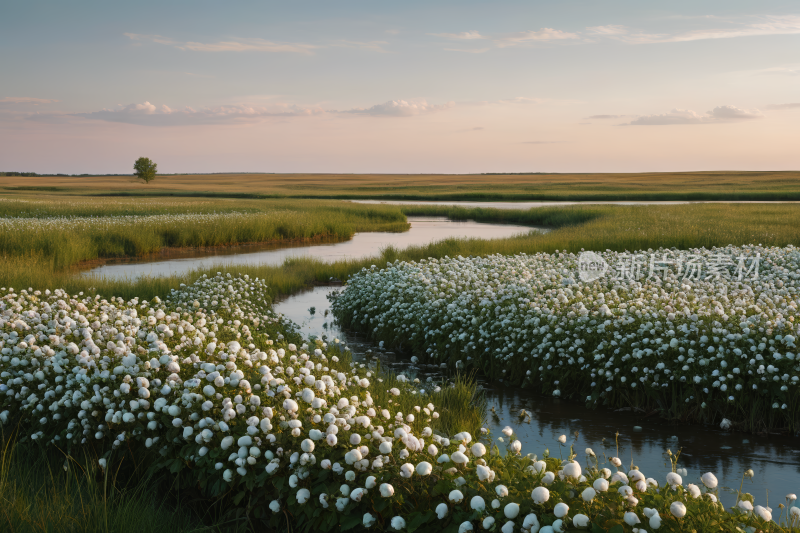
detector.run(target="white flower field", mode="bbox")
[332,245,800,432]
[3,269,799,531]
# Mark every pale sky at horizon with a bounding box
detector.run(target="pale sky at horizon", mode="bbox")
[2,0,799,175]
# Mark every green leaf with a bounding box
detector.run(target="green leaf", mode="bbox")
[591,524,605,533]
[408,510,436,533]
[608,525,625,533]
[340,512,362,531]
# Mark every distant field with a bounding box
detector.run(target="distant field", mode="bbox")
[2,170,800,201]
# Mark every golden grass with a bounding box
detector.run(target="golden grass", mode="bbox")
[3,171,800,200]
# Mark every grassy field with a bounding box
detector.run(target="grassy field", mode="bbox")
[3,202,798,304]
[2,170,800,200]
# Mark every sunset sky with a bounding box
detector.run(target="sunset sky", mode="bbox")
[2,0,799,174]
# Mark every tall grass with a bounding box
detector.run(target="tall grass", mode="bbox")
[0,199,408,273]
[3,203,798,302]
[0,430,230,533]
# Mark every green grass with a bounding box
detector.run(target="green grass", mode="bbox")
[4,203,799,304]
[0,430,232,533]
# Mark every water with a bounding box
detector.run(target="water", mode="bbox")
[85,217,544,280]
[352,199,800,210]
[275,285,800,511]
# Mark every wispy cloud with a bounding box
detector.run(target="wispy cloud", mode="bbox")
[0,96,59,105]
[495,28,580,47]
[626,105,763,125]
[46,98,456,126]
[429,31,485,40]
[587,15,800,45]
[766,103,800,110]
[71,101,326,126]
[587,114,627,119]
[343,99,455,117]
[124,33,320,54]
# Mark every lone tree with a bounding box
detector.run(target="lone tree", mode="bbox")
[133,157,157,184]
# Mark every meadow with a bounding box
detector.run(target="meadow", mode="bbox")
[1,195,800,531]
[3,170,800,201]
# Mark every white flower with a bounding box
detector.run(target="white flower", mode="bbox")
[670,501,687,518]
[502,426,513,437]
[754,505,772,521]
[365,476,377,489]
[449,489,464,503]
[470,496,485,512]
[623,512,640,526]
[687,484,701,498]
[400,463,414,478]
[504,502,519,519]
[350,488,366,502]
[416,461,432,476]
[582,487,596,501]
[482,517,495,529]
[269,500,280,513]
[501,520,515,533]
[554,502,569,518]
[451,451,468,464]
[471,443,486,457]
[436,502,448,519]
[649,514,662,529]
[380,441,393,454]
[701,472,718,489]
[380,483,395,497]
[557,435,566,444]
[458,521,474,533]
[363,513,376,528]
[738,500,754,512]
[562,461,581,479]
[610,457,622,467]
[532,486,550,504]
[573,514,590,528]
[496,485,509,497]
[391,516,406,530]
[666,472,682,486]
[510,440,522,454]
[297,488,310,504]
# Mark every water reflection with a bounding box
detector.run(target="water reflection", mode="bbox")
[84,217,543,280]
[275,285,800,511]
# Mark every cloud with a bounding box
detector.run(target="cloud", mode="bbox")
[57,98,455,126]
[0,97,59,105]
[73,101,326,126]
[766,103,800,110]
[124,33,319,54]
[344,99,455,117]
[626,105,762,125]
[587,15,800,45]
[587,114,626,119]
[430,31,485,40]
[495,28,580,47]
[385,29,400,35]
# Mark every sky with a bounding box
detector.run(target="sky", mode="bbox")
[1,0,799,174]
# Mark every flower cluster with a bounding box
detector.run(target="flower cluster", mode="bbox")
[2,273,798,532]
[331,246,800,429]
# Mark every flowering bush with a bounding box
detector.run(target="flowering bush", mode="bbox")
[2,273,798,532]
[331,246,800,431]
